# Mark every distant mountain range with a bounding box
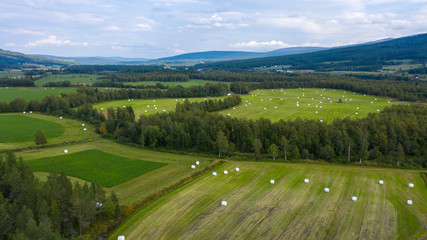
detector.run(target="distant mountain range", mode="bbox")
[198,33,427,71]
[1,33,426,70]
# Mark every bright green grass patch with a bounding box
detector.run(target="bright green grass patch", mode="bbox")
[35,74,102,86]
[93,96,225,117]
[124,79,230,87]
[109,162,427,240]
[0,115,64,143]
[26,149,167,188]
[0,87,76,103]
[219,88,402,122]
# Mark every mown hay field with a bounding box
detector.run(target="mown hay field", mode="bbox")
[0,87,76,103]
[109,161,427,240]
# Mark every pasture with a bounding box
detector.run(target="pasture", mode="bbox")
[35,74,101,86]
[110,161,427,240]
[93,96,224,117]
[17,139,213,204]
[0,87,76,103]
[124,79,230,87]
[219,88,400,122]
[0,114,64,142]
[26,149,167,187]
[0,113,94,150]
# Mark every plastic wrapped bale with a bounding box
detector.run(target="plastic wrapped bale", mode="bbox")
[118,236,125,240]
[221,201,227,206]
[304,179,309,183]
[407,200,412,205]
[408,183,414,188]
[270,180,275,184]
[324,188,329,193]
[59,116,63,120]
[191,165,195,169]
[223,170,228,174]
[82,123,85,126]
[196,161,200,165]
[379,180,384,185]
[352,196,357,202]
[64,149,68,153]
[212,172,217,176]
[235,168,239,172]
[83,128,87,131]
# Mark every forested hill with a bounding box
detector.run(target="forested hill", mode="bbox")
[197,33,427,71]
[0,49,67,70]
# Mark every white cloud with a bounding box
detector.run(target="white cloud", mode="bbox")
[0,28,43,35]
[4,42,17,47]
[104,26,122,31]
[260,15,322,33]
[230,40,320,48]
[25,35,88,47]
[136,24,153,31]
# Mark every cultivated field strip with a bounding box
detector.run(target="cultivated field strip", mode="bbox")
[113,162,427,240]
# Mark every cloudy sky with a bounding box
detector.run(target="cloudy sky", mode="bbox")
[1,0,426,58]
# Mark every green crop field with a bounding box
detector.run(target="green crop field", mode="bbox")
[125,79,230,87]
[17,139,213,204]
[0,113,94,150]
[0,114,64,142]
[35,74,102,86]
[110,161,427,240]
[219,88,401,122]
[93,96,225,117]
[25,149,167,187]
[0,87,76,103]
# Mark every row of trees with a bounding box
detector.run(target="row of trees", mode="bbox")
[100,72,190,82]
[100,101,426,168]
[0,152,121,239]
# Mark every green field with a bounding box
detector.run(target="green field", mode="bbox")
[110,161,427,240]
[219,88,400,122]
[93,96,224,117]
[17,139,213,204]
[0,114,64,142]
[35,74,101,86]
[0,87,76,103]
[26,149,167,187]
[125,79,230,87]
[0,113,94,150]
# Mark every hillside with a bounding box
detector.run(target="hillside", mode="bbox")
[35,55,152,65]
[158,47,327,61]
[0,49,67,70]
[198,33,427,71]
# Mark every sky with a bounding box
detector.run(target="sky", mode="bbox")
[1,0,426,59]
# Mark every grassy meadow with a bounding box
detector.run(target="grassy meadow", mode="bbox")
[35,74,102,86]
[26,149,167,187]
[93,88,401,123]
[109,161,427,240]
[0,114,64,142]
[0,113,94,150]
[219,88,400,122]
[17,139,214,204]
[0,87,76,103]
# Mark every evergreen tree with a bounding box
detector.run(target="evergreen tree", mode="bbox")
[34,130,47,145]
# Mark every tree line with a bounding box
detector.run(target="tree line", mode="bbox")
[100,102,426,168]
[0,152,121,239]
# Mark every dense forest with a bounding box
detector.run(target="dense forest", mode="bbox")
[0,152,121,239]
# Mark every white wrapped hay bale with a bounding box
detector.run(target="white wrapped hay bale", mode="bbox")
[118,236,125,240]
[352,196,357,202]
[212,172,217,176]
[191,165,195,169]
[235,168,239,172]
[64,149,68,153]
[82,123,85,126]
[379,180,384,185]
[195,161,200,165]
[224,170,228,174]
[270,179,275,184]
[408,183,414,188]
[83,128,87,131]
[221,201,227,206]
[60,116,63,119]
[407,200,412,205]
[304,179,309,183]
[324,188,329,193]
